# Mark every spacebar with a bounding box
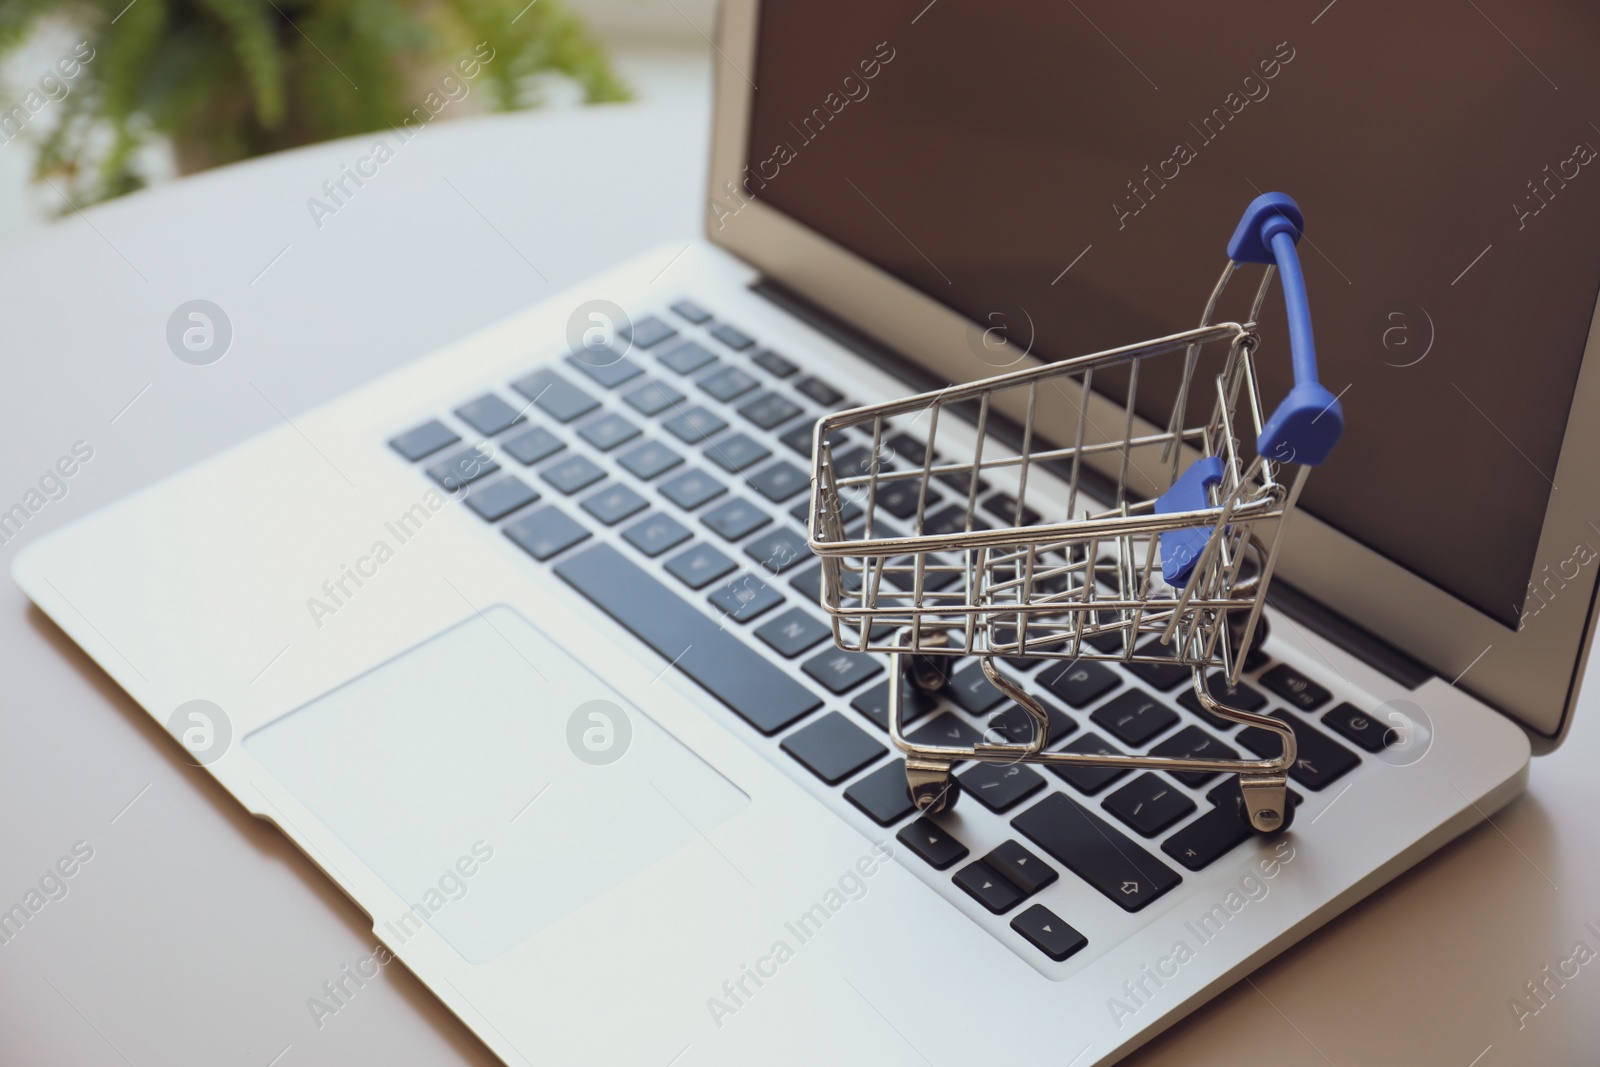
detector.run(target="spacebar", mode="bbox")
[554,544,822,735]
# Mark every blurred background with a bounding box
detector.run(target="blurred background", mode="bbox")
[0,0,714,244]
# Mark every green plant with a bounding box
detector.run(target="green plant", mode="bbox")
[0,0,629,206]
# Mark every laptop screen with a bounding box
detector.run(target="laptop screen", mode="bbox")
[741,1,1600,629]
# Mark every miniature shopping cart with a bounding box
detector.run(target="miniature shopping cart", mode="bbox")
[804,193,1343,835]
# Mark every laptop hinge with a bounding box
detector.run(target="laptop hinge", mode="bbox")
[750,275,1434,692]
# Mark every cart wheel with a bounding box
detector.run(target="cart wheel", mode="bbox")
[1221,777,1296,835]
[1226,610,1270,669]
[911,776,961,814]
[908,653,951,692]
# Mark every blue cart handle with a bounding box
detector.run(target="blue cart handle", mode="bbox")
[1225,192,1343,466]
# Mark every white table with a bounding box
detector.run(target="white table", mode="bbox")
[2,99,1596,1066]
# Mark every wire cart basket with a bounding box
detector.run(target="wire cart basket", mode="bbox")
[804,193,1344,835]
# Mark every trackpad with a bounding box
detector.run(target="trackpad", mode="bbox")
[244,605,748,964]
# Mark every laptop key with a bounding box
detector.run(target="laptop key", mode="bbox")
[1011,904,1088,962]
[959,762,1047,814]
[664,405,729,443]
[390,419,459,461]
[708,573,784,622]
[665,542,738,589]
[748,460,810,502]
[1161,806,1253,872]
[1238,712,1360,789]
[986,700,1076,747]
[554,545,821,734]
[670,299,712,324]
[801,647,884,694]
[465,476,540,521]
[795,375,844,407]
[1012,792,1181,912]
[1050,732,1131,795]
[660,468,727,510]
[1092,689,1179,747]
[658,339,719,375]
[744,527,811,575]
[1322,702,1398,753]
[906,712,984,750]
[876,478,943,520]
[709,322,756,350]
[705,432,771,473]
[791,497,861,526]
[737,390,804,430]
[1123,641,1193,691]
[503,426,565,466]
[427,445,498,491]
[580,483,648,525]
[897,817,969,870]
[511,368,599,423]
[627,315,678,349]
[577,411,641,451]
[617,438,682,480]
[455,393,525,436]
[781,711,886,785]
[1038,660,1120,708]
[779,423,846,459]
[541,454,606,495]
[751,348,798,378]
[702,497,771,541]
[566,353,644,389]
[1148,726,1241,787]
[983,493,1042,527]
[1261,663,1333,712]
[921,504,991,537]
[621,512,692,557]
[885,433,928,466]
[947,661,1008,714]
[504,506,591,561]
[622,378,686,417]
[985,839,1059,896]
[844,759,918,826]
[851,677,939,732]
[755,606,831,658]
[953,860,1026,914]
[1103,772,1197,837]
[698,364,760,402]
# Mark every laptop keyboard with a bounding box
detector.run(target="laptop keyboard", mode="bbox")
[386,297,1383,969]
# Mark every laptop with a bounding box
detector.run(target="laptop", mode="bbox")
[13,1,1600,1063]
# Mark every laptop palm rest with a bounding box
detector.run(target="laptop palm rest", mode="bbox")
[244,604,749,964]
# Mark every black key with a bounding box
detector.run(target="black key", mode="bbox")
[1011,904,1087,962]
[751,348,798,378]
[1162,806,1252,872]
[659,339,719,375]
[701,497,771,541]
[708,573,784,622]
[628,315,678,349]
[1012,793,1181,912]
[541,454,607,495]
[832,445,895,479]
[390,419,458,461]
[577,411,640,452]
[503,426,565,466]
[555,545,821,734]
[748,460,810,502]
[788,564,833,605]
[1123,641,1192,691]
[795,375,844,407]
[566,353,644,389]
[885,433,928,466]
[709,322,755,350]
[801,647,884,694]
[465,476,539,521]
[504,506,590,561]
[985,840,1059,896]
[622,378,685,417]
[426,445,498,491]
[698,364,760,402]
[982,493,1042,527]
[1148,726,1240,787]
[851,677,939,732]
[1261,663,1333,712]
[959,762,1047,814]
[744,527,811,575]
[845,760,918,826]
[670,299,711,324]
[665,542,738,589]
[935,469,990,496]
[884,555,961,592]
[781,711,886,785]
[511,368,598,423]
[617,438,682,480]
[986,700,1076,748]
[953,860,1026,914]
[1103,772,1197,837]
[921,504,991,537]
[779,422,846,459]
[705,432,771,473]
[906,712,984,750]
[1322,702,1398,753]
[1239,712,1360,790]
[1092,689,1180,747]
[791,497,861,527]
[580,483,648,525]
[621,512,692,557]
[897,818,968,870]
[1050,732,1131,795]
[664,405,729,444]
[945,661,1008,714]
[454,393,525,436]
[660,468,727,510]
[755,606,831,658]
[876,478,943,520]
[737,390,803,430]
[1038,660,1120,708]
[1177,672,1266,730]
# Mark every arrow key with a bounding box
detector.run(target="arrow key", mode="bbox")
[1238,711,1360,790]
[895,817,969,870]
[984,839,1059,896]
[1011,904,1088,962]
[953,860,1027,914]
